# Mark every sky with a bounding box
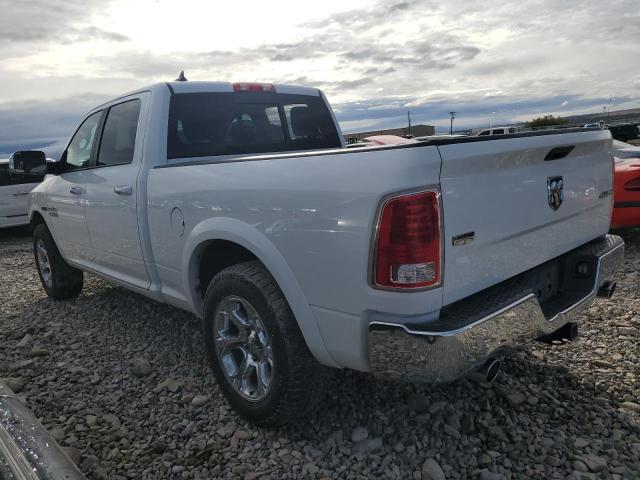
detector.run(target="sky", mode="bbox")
[0,0,638,157]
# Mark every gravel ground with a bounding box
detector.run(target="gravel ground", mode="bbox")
[1,226,639,480]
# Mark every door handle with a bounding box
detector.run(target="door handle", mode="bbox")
[69,186,84,195]
[114,185,133,195]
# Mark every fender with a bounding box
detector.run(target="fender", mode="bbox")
[182,216,340,368]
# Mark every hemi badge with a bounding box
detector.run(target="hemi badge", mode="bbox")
[452,231,475,246]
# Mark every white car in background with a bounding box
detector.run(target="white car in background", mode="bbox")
[475,126,518,136]
[0,152,49,228]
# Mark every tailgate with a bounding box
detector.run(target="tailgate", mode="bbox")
[438,130,613,305]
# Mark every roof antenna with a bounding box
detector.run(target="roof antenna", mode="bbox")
[175,70,188,82]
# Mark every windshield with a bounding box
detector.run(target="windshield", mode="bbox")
[168,92,341,159]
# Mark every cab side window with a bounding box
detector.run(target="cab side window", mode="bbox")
[97,100,141,167]
[66,111,102,170]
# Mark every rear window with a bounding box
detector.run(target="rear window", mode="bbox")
[168,92,341,159]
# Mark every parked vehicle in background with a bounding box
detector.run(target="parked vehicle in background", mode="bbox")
[20,80,623,426]
[475,126,518,136]
[608,123,640,142]
[0,151,49,229]
[611,140,640,228]
[362,135,417,145]
[613,139,640,159]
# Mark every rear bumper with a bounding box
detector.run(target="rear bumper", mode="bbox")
[368,234,625,383]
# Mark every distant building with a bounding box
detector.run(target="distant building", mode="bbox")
[344,124,435,144]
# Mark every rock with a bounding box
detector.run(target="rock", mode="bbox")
[572,460,589,472]
[28,347,49,357]
[350,426,368,443]
[9,360,34,372]
[479,454,492,467]
[5,377,26,393]
[407,392,430,412]
[85,415,98,427]
[620,401,640,413]
[574,438,589,448]
[461,414,475,433]
[421,458,446,480]
[130,358,152,378]
[479,472,506,480]
[506,392,526,407]
[618,327,637,336]
[233,430,252,441]
[353,437,383,453]
[579,454,607,472]
[63,446,82,465]
[428,401,447,414]
[93,466,109,480]
[17,334,32,347]
[49,427,65,443]
[156,378,183,393]
[191,395,210,407]
[217,422,236,438]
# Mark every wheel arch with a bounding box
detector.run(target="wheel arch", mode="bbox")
[29,210,46,229]
[183,217,339,368]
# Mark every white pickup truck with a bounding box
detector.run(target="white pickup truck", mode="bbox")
[21,81,624,426]
[0,153,49,228]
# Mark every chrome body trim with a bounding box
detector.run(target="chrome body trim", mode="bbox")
[0,383,86,480]
[368,234,624,383]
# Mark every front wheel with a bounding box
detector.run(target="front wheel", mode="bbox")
[33,223,83,300]
[203,261,330,427]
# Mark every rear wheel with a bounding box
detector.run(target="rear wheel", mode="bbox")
[33,223,83,300]
[203,261,330,427]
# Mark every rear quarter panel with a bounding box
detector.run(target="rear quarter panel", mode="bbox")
[147,145,443,369]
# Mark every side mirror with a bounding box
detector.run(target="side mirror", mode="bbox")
[9,151,47,175]
[46,152,67,175]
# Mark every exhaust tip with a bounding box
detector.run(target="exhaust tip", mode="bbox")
[475,358,502,384]
[597,281,617,299]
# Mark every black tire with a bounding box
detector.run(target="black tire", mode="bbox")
[203,261,330,427]
[33,223,83,300]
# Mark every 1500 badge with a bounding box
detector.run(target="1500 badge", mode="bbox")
[43,206,58,217]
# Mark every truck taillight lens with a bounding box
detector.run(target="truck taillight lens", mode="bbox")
[373,190,441,289]
[624,177,640,191]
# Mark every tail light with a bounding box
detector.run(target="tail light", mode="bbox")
[624,178,640,191]
[373,190,441,289]
[233,83,276,93]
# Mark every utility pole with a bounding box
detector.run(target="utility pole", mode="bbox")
[449,111,456,135]
[407,111,412,137]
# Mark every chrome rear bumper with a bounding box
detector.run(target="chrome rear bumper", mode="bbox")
[368,234,625,383]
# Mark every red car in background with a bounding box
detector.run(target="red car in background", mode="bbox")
[611,140,640,228]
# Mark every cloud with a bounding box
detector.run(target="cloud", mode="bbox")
[0,0,127,45]
[0,93,110,158]
[0,0,638,145]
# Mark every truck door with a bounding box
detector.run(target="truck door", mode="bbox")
[46,110,103,263]
[84,94,150,290]
[0,164,41,228]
